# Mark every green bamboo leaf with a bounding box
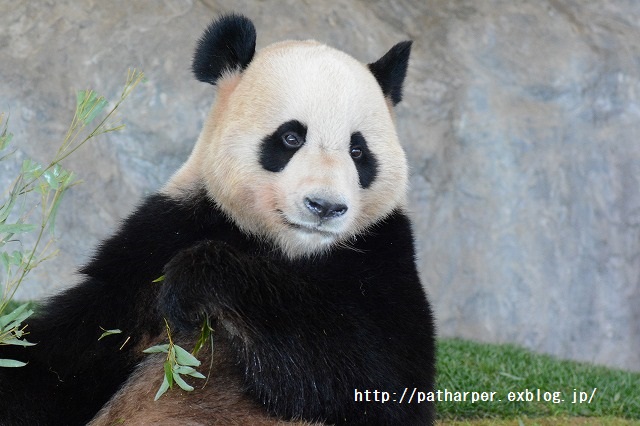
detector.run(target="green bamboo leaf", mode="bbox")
[76,90,88,110]
[77,90,108,125]
[47,182,72,235]
[163,360,174,389]
[0,252,10,272]
[34,181,48,196]
[21,158,42,178]
[76,90,91,122]
[0,303,33,329]
[153,374,171,401]
[1,313,34,333]
[193,316,213,356]
[0,189,18,223]
[60,170,77,191]
[98,328,122,341]
[172,365,196,375]
[152,275,165,283]
[87,102,108,124]
[174,344,201,367]
[0,223,37,234]
[42,169,60,190]
[0,132,13,150]
[1,338,36,347]
[172,372,194,392]
[0,358,27,368]
[187,370,206,380]
[0,120,13,151]
[10,251,23,266]
[142,344,170,354]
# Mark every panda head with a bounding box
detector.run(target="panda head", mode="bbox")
[165,14,412,258]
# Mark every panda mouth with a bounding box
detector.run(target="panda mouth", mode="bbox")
[286,220,337,236]
[278,212,339,237]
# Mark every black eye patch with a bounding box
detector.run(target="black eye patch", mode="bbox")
[259,120,308,172]
[350,132,377,188]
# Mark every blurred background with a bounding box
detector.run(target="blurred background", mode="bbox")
[1,1,638,372]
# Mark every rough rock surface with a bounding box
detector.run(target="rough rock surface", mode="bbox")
[1,1,639,371]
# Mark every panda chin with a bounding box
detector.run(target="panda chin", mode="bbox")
[277,218,343,256]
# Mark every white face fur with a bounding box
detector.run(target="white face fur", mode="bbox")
[164,40,409,258]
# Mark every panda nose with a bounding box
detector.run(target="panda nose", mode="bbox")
[304,197,348,219]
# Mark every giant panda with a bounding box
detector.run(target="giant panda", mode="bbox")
[0,14,435,425]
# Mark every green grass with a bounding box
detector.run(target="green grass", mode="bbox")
[440,416,640,425]
[436,338,640,423]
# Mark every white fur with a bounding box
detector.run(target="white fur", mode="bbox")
[164,41,408,258]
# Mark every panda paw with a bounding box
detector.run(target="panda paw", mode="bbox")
[158,240,244,330]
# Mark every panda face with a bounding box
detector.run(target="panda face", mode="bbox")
[167,40,409,258]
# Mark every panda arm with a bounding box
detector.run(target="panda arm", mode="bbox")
[0,192,222,425]
[160,237,435,425]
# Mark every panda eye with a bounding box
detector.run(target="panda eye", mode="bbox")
[282,132,303,149]
[350,146,363,159]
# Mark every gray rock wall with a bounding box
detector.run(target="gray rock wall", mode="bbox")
[1,1,638,371]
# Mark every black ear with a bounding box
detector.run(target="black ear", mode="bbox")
[192,14,257,85]
[367,41,412,106]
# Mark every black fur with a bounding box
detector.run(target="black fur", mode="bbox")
[159,195,436,425]
[0,189,435,425]
[192,14,256,85]
[350,131,378,188]
[368,41,412,105]
[259,119,308,172]
[0,193,223,425]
